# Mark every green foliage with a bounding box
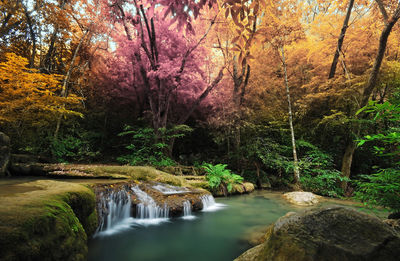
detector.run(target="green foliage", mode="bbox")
[355,97,400,212]
[297,140,348,197]
[52,131,100,162]
[202,163,243,192]
[355,168,400,212]
[117,124,192,166]
[240,122,295,184]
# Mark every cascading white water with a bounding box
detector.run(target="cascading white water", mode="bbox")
[152,183,189,195]
[131,186,169,225]
[94,186,225,236]
[95,189,133,236]
[183,200,192,216]
[200,194,226,212]
[182,200,196,220]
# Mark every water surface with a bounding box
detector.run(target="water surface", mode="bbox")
[88,191,295,261]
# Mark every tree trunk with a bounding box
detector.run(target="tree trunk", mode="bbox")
[232,58,250,169]
[339,1,400,190]
[0,0,21,39]
[281,46,300,185]
[42,0,67,72]
[255,161,262,189]
[166,67,224,156]
[328,0,354,79]
[54,30,89,141]
[177,67,224,125]
[22,4,36,68]
[361,19,399,108]
[340,140,357,190]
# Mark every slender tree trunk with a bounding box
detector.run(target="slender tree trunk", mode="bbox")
[328,0,354,79]
[54,30,89,141]
[340,140,357,190]
[360,20,399,108]
[232,58,250,169]
[281,46,300,185]
[339,1,400,190]
[23,5,36,68]
[42,0,66,72]
[255,161,262,189]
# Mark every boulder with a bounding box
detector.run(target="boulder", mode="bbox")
[235,206,400,261]
[0,132,10,176]
[282,191,321,206]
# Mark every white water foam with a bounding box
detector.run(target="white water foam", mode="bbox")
[95,218,136,236]
[131,186,170,226]
[200,194,226,212]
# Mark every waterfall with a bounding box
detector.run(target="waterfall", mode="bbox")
[94,185,225,236]
[131,186,169,225]
[183,200,192,216]
[201,194,226,212]
[95,188,133,236]
[182,200,196,220]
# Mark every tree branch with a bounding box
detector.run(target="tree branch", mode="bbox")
[178,66,224,125]
[375,0,389,24]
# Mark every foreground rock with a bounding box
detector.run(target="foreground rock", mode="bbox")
[0,132,10,176]
[235,206,400,261]
[282,191,321,206]
[0,180,97,261]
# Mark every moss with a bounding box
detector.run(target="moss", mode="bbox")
[42,164,188,187]
[187,180,210,190]
[0,180,97,260]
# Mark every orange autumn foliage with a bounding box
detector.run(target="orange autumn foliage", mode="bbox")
[0,53,83,125]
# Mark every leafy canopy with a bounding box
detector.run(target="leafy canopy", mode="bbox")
[0,53,82,125]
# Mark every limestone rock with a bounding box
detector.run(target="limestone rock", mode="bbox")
[94,181,210,218]
[0,180,97,260]
[235,206,400,261]
[282,191,321,206]
[0,132,10,176]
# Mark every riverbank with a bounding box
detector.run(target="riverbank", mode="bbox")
[0,164,391,261]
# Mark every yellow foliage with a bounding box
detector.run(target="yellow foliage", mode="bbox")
[0,53,83,125]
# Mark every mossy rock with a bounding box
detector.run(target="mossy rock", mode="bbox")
[0,180,97,261]
[235,206,400,261]
[28,164,188,187]
[213,182,255,197]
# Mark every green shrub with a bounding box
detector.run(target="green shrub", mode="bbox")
[51,131,100,162]
[355,99,400,212]
[355,168,400,212]
[117,125,192,167]
[202,163,243,193]
[298,140,348,197]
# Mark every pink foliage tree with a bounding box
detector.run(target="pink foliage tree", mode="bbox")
[98,0,224,150]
